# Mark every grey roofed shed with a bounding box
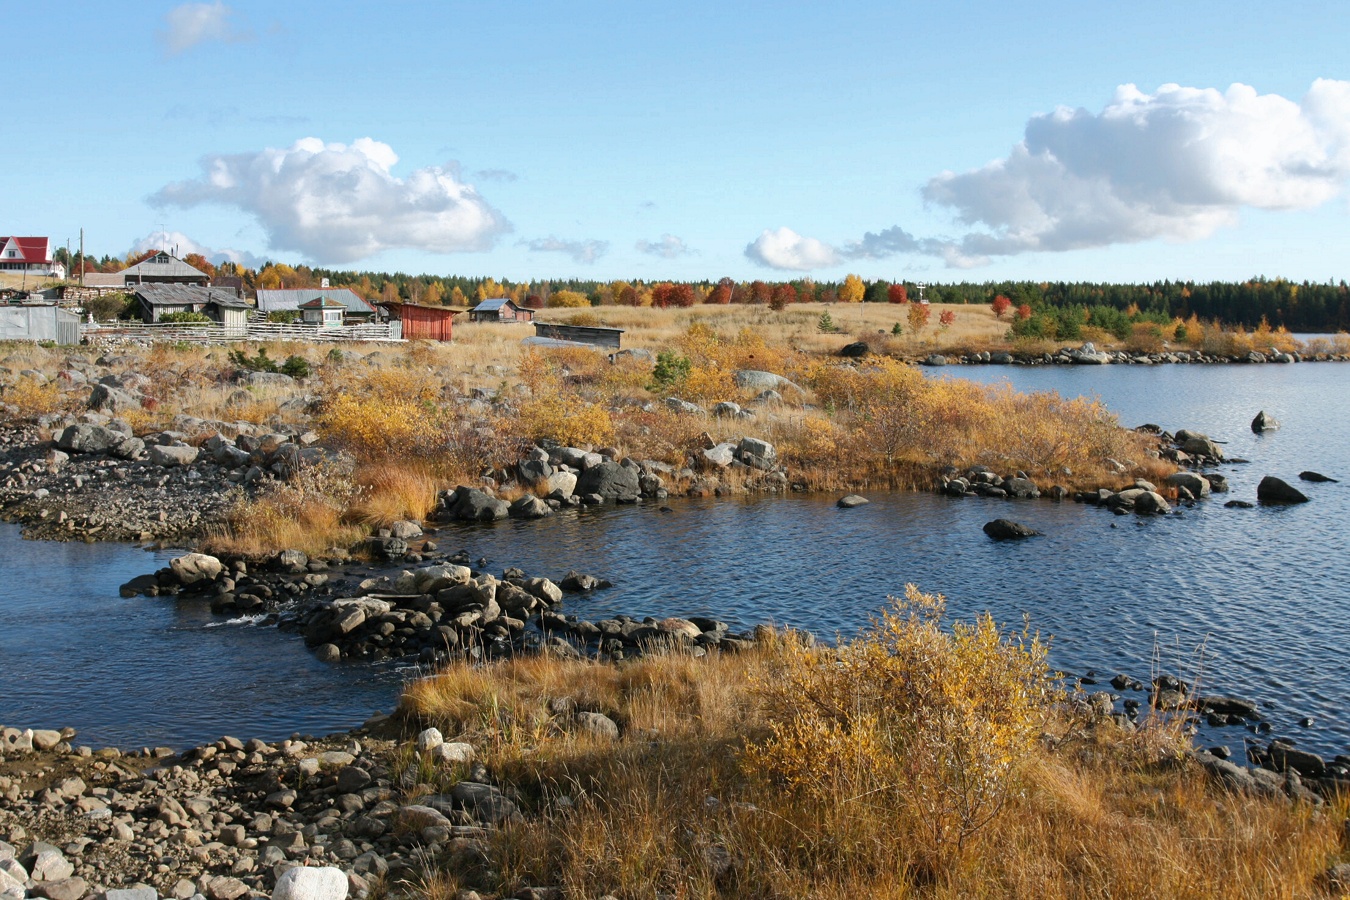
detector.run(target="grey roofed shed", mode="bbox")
[132,284,249,323]
[255,288,376,318]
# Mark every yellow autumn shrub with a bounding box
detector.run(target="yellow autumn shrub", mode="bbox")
[745,584,1055,872]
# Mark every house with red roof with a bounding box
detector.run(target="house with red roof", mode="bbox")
[0,237,65,279]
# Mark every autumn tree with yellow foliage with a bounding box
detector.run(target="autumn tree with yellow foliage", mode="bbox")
[839,273,865,303]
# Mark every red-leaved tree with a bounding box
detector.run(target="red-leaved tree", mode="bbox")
[991,294,1012,318]
[888,283,909,304]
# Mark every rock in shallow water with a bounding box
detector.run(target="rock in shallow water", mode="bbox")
[982,519,1040,540]
[1256,476,1309,504]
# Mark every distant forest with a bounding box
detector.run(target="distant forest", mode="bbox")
[53,248,1350,332]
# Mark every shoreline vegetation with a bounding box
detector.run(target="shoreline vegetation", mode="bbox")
[1,309,1349,897]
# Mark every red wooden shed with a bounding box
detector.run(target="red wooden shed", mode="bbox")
[381,302,462,341]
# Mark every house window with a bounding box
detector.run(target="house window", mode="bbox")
[5,251,15,258]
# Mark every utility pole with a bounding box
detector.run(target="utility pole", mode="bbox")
[79,228,85,287]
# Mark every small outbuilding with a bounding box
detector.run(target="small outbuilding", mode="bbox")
[531,321,624,349]
[470,298,534,323]
[132,284,250,325]
[379,301,460,341]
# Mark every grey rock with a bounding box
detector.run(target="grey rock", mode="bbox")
[733,370,802,394]
[88,384,141,413]
[982,519,1040,540]
[836,494,869,508]
[575,460,640,501]
[1257,476,1309,505]
[1164,472,1211,498]
[272,866,348,900]
[170,553,222,585]
[1298,470,1337,483]
[575,712,620,741]
[508,494,553,519]
[56,424,124,453]
[446,782,524,824]
[148,444,199,468]
[1251,410,1280,433]
[33,878,88,900]
[701,443,736,468]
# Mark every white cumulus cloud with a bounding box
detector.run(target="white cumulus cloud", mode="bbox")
[522,236,609,264]
[158,2,253,55]
[635,233,693,258]
[151,137,511,264]
[744,227,840,271]
[127,230,264,269]
[923,78,1350,260]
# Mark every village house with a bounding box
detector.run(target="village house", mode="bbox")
[118,251,210,286]
[0,237,66,280]
[131,284,250,329]
[256,288,378,324]
[470,297,534,323]
[297,295,346,328]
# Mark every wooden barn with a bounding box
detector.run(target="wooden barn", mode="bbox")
[380,301,460,341]
[470,298,534,323]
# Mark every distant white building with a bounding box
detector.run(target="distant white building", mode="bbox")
[0,236,64,279]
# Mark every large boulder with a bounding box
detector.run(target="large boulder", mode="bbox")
[56,424,125,454]
[1251,410,1280,433]
[1179,433,1224,461]
[508,494,553,519]
[149,444,199,467]
[736,437,777,470]
[546,470,578,496]
[1256,476,1309,504]
[982,519,1040,540]
[701,443,736,469]
[1299,471,1338,483]
[170,553,223,585]
[87,384,141,413]
[1003,477,1040,499]
[272,866,349,900]
[733,370,803,394]
[438,487,509,522]
[1165,472,1212,498]
[575,460,640,501]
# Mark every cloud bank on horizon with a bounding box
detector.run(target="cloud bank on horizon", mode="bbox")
[748,79,1350,271]
[151,137,511,265]
[158,2,253,55]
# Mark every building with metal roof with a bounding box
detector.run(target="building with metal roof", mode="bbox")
[255,288,377,321]
[120,251,210,285]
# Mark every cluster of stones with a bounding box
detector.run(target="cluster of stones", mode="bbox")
[289,558,761,666]
[938,465,1064,502]
[0,714,553,900]
[0,370,320,542]
[908,342,1322,367]
[119,551,334,622]
[1072,674,1350,803]
[433,437,789,525]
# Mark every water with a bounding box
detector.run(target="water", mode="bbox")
[0,527,408,749]
[1,362,1346,756]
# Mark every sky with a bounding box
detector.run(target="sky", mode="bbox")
[7,1,1350,284]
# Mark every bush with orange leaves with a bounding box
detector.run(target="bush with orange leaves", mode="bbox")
[807,357,1153,485]
[744,584,1055,873]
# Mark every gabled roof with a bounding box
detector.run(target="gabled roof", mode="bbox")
[298,296,347,309]
[472,298,518,311]
[121,252,209,279]
[133,284,248,307]
[255,288,375,315]
[0,237,53,264]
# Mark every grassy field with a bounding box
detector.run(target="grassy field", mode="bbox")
[394,588,1348,899]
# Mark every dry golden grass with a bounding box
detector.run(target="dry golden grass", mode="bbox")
[397,599,1347,899]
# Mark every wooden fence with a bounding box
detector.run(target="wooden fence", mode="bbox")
[82,321,403,345]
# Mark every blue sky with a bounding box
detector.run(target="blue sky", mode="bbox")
[7,1,1350,283]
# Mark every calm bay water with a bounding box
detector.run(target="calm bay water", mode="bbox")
[0,527,409,749]
[1,361,1345,755]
